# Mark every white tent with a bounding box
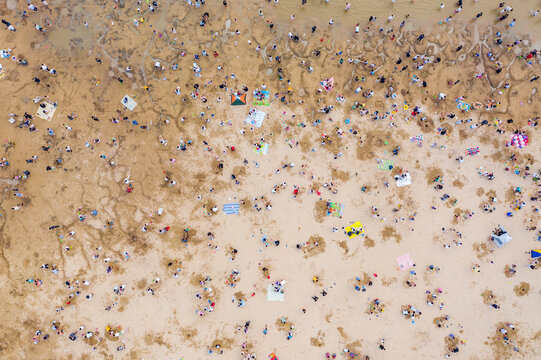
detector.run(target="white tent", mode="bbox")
[491,225,512,248]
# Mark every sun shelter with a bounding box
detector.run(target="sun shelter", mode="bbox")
[223,203,239,215]
[267,284,284,302]
[231,93,246,105]
[36,100,57,122]
[246,108,265,127]
[269,353,279,360]
[253,90,270,106]
[121,95,137,111]
[490,225,512,248]
[345,222,364,238]
[395,172,412,187]
[531,250,541,259]
[326,202,344,217]
[396,253,414,271]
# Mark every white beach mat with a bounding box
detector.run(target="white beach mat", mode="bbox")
[267,284,284,302]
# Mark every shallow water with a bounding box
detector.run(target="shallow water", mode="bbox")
[47,26,94,50]
[46,3,95,50]
[270,0,539,44]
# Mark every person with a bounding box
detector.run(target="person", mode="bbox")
[1,19,16,31]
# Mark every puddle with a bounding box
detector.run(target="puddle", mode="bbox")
[47,26,95,50]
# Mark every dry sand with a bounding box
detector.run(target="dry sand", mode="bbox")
[0,0,540,359]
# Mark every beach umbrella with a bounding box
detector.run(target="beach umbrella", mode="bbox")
[531,250,541,258]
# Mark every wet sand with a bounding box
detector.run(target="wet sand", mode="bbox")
[0,0,540,359]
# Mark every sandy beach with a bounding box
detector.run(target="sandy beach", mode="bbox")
[0,0,540,359]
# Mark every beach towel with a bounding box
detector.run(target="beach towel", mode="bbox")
[121,95,138,111]
[222,203,239,215]
[508,134,528,148]
[267,284,284,301]
[253,90,270,106]
[395,172,412,187]
[246,109,265,128]
[465,147,479,156]
[396,253,414,271]
[36,100,57,122]
[345,222,364,238]
[376,159,394,170]
[410,135,423,142]
[254,142,269,155]
[326,202,344,217]
[456,100,470,111]
[320,77,334,91]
